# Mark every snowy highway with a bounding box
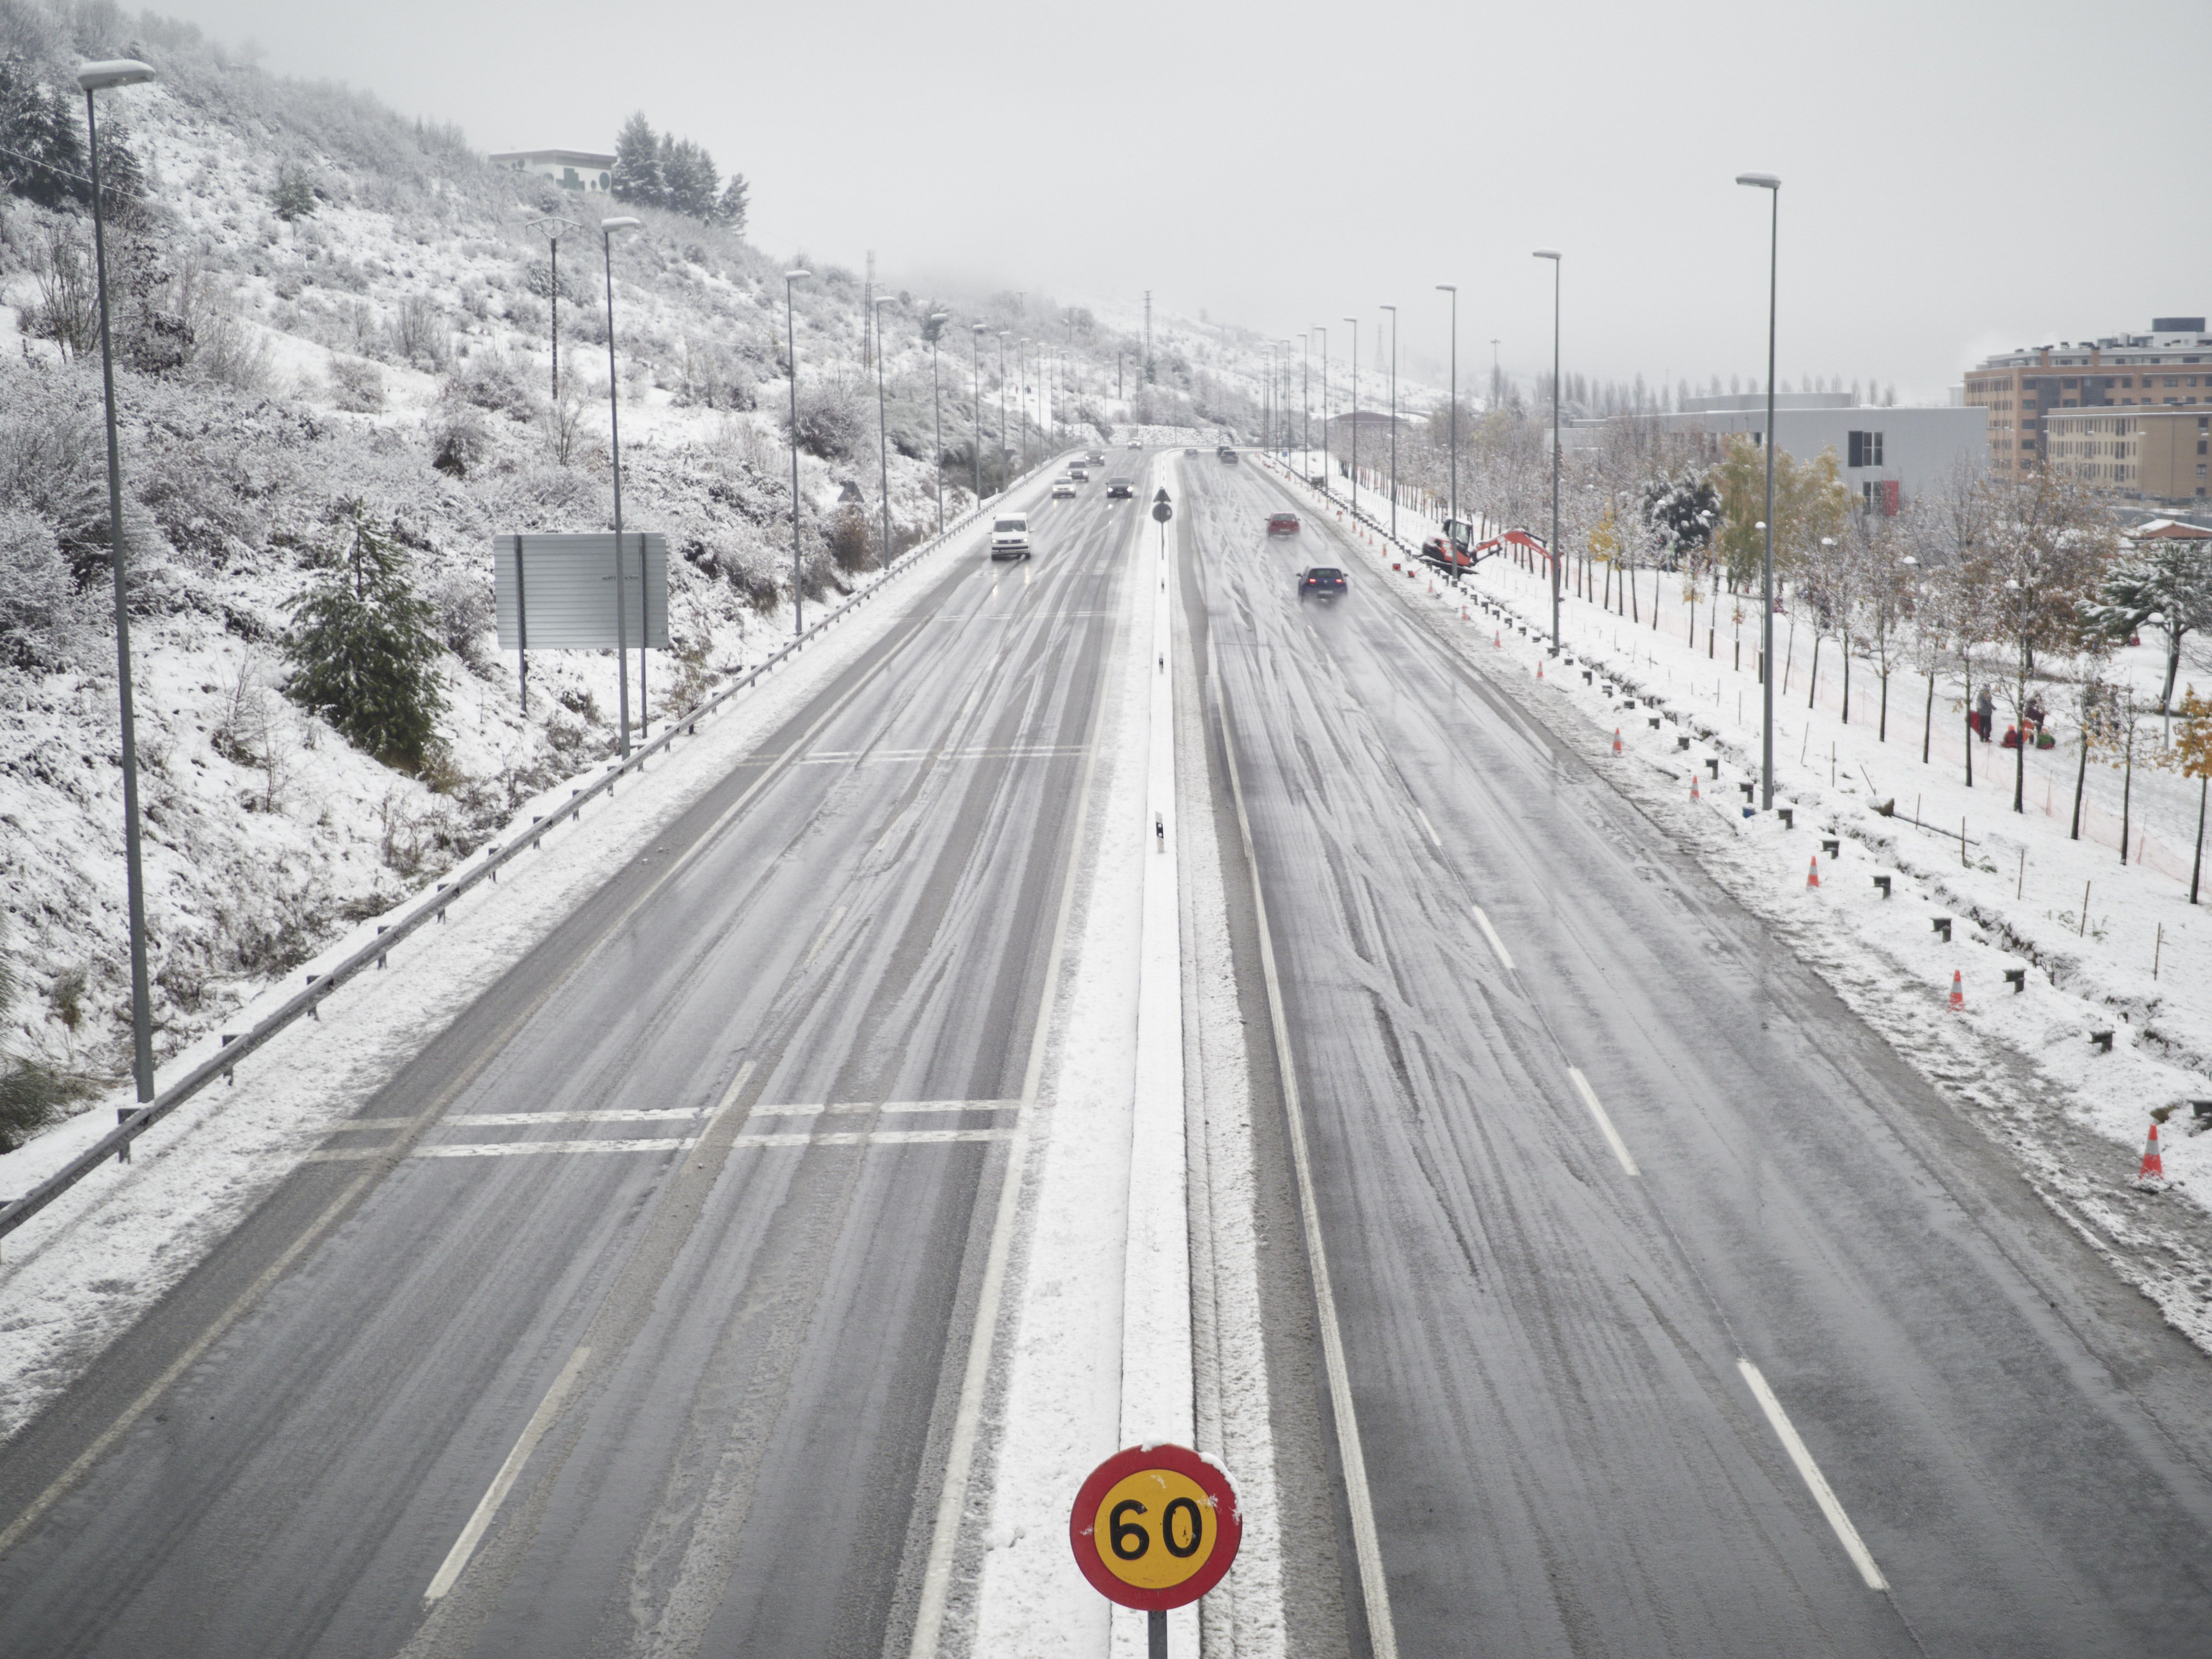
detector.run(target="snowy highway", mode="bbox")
[1180,452,2212,1658]
[5,447,2212,1659]
[0,465,1135,1656]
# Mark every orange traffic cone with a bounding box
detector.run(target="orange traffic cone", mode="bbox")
[2138,1121,2167,1187]
[1806,856,1820,888]
[1949,970,1964,1010]
[1537,661,1544,679]
[1691,771,1701,801]
[1612,728,1623,756]
[1494,631,1502,648]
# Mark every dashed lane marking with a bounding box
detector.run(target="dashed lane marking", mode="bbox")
[1471,905,1516,972]
[1737,1359,1889,1590]
[1567,1067,1639,1176]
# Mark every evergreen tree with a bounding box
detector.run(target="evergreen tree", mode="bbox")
[2084,538,2212,712]
[284,504,446,772]
[712,173,749,234]
[661,136,718,222]
[272,162,317,221]
[610,111,663,207]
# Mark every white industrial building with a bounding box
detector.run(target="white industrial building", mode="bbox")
[1562,392,1988,511]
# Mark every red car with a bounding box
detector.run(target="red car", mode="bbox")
[1267,512,1301,536]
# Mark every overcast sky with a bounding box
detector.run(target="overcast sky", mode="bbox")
[164,0,2206,403]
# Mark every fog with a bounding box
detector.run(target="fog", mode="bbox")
[169,0,2205,402]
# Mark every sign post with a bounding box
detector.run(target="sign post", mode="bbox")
[1151,488,1173,560]
[1070,1444,1239,1657]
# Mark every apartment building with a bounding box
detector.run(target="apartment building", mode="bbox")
[2044,407,2212,500]
[1964,317,2212,478]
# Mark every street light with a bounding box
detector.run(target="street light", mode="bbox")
[78,57,156,1102]
[1315,326,1329,499]
[1298,334,1309,471]
[1380,304,1398,544]
[1533,250,1562,651]
[971,323,987,500]
[1344,317,1359,522]
[874,296,892,567]
[929,315,949,535]
[1737,170,1782,809]
[600,215,642,752]
[784,267,813,634]
[996,329,1010,484]
[1437,285,1458,531]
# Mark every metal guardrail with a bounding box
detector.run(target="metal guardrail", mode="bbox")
[0,455,1073,1241]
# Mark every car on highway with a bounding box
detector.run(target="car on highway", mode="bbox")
[1087,451,1107,465]
[1105,477,1134,499]
[1298,566,1346,603]
[1267,511,1300,536]
[1184,447,1201,456]
[989,510,1032,560]
[1126,439,1142,449]
[1051,477,1076,499]
[1217,445,1239,464]
[1069,464,1089,480]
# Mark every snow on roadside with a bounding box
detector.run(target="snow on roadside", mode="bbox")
[1260,458,2212,1354]
[0,499,1009,1444]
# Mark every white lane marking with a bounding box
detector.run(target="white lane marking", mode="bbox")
[446,1109,704,1127]
[1414,806,1441,850]
[423,1343,592,1604]
[1737,1359,1889,1590]
[907,484,1123,1659]
[412,1128,1015,1158]
[1566,1067,1639,1176]
[749,1099,1020,1117]
[1471,905,1517,972]
[1217,664,1402,1659]
[801,903,850,970]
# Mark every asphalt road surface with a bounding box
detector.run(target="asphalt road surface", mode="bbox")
[1179,453,2212,1659]
[0,461,1137,1659]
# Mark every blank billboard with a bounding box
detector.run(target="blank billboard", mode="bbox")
[494,533,669,650]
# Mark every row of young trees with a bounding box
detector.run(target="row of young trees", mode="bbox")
[610,112,748,231]
[1383,403,2211,834]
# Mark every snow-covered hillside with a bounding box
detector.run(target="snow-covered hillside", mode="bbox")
[0,2,1267,1143]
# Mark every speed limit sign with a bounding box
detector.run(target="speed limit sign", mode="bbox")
[1069,1443,1240,1611]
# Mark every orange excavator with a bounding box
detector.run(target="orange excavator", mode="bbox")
[1419,521,1551,576]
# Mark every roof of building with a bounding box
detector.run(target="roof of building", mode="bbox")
[2131,519,2212,541]
[489,149,616,167]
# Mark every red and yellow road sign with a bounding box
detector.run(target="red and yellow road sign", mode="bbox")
[1069,1444,1241,1610]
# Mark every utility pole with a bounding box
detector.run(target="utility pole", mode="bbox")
[1143,290,1152,380]
[861,249,875,368]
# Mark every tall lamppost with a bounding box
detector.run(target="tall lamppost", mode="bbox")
[929,314,948,534]
[1533,250,1562,651]
[874,296,892,565]
[784,267,813,634]
[524,212,582,404]
[1437,285,1458,530]
[80,57,157,1103]
[971,323,987,499]
[1344,317,1359,519]
[1315,326,1329,499]
[1737,171,1782,810]
[1299,334,1310,468]
[601,215,642,752]
[1380,304,1398,543]
[996,329,1010,484]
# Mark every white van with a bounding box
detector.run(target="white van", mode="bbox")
[989,511,1032,561]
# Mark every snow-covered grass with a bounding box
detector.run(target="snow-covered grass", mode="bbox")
[1263,458,2212,1350]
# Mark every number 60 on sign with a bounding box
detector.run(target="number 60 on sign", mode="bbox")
[1069,1444,1241,1610]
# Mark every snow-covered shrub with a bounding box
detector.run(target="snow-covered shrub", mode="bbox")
[673,337,753,411]
[445,350,536,419]
[786,383,864,461]
[823,503,875,573]
[329,356,386,412]
[428,402,493,477]
[391,294,449,370]
[0,505,74,669]
[26,219,96,361]
[190,300,274,393]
